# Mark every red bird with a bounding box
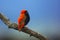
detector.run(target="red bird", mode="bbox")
[18,10,30,31]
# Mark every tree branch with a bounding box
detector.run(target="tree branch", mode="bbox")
[0,13,47,40]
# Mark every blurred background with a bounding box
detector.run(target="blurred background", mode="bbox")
[0,0,60,40]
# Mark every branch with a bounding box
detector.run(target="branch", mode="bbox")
[0,13,47,40]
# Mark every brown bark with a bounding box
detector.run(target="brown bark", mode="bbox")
[0,13,47,40]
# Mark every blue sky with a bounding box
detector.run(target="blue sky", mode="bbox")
[0,0,60,39]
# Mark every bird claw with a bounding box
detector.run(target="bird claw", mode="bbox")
[18,28,22,32]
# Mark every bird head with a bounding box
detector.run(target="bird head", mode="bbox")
[21,10,27,14]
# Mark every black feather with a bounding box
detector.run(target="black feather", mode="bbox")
[25,11,30,25]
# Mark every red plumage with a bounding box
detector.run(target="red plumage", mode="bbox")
[18,10,30,31]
